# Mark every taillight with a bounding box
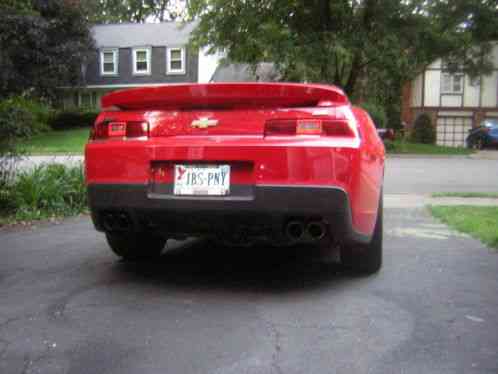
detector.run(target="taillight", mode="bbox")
[265,119,355,137]
[92,121,149,139]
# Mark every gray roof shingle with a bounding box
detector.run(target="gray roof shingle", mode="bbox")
[91,21,198,48]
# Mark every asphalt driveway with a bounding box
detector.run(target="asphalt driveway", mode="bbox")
[1,207,498,373]
[1,155,498,373]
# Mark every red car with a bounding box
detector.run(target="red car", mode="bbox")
[85,83,385,274]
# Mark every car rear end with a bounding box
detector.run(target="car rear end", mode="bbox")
[85,83,383,247]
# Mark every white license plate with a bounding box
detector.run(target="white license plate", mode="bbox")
[174,164,230,196]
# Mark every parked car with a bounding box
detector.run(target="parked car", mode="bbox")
[377,128,395,142]
[466,119,498,149]
[85,83,385,274]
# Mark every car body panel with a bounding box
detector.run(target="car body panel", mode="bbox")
[466,120,498,149]
[85,83,385,243]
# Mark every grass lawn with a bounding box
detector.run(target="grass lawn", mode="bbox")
[430,206,498,249]
[387,140,474,155]
[20,128,90,155]
[432,192,498,198]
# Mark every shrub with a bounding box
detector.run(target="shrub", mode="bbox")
[48,110,99,131]
[8,163,87,220]
[0,97,39,185]
[383,139,396,152]
[411,113,436,144]
[361,102,388,129]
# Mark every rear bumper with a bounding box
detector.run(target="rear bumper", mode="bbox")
[87,183,371,244]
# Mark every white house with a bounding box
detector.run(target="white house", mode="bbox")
[402,42,498,147]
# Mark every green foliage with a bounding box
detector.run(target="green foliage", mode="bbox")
[361,102,387,129]
[383,140,396,152]
[20,128,90,155]
[431,206,498,249]
[0,96,51,151]
[189,0,498,101]
[83,0,187,23]
[411,113,436,144]
[0,164,87,221]
[48,110,98,131]
[0,0,94,99]
[386,140,472,155]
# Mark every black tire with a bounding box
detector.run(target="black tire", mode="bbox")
[105,232,166,261]
[341,193,383,274]
[468,137,484,150]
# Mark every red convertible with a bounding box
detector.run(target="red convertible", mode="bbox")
[85,83,385,274]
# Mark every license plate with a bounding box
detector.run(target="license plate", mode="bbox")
[174,164,230,196]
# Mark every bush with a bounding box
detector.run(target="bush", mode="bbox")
[48,110,99,131]
[361,102,388,129]
[410,113,436,144]
[0,96,49,186]
[1,164,87,220]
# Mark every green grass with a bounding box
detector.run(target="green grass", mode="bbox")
[430,206,498,249]
[386,140,474,155]
[432,192,498,198]
[19,128,90,155]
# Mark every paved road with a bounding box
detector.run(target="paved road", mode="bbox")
[1,156,498,373]
[385,156,497,194]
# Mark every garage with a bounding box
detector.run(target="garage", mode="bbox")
[436,115,473,147]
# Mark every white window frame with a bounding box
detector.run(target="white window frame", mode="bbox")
[100,48,118,76]
[166,47,186,75]
[441,73,464,94]
[132,47,151,75]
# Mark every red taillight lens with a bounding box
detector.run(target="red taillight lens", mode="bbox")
[126,121,149,138]
[322,120,355,137]
[265,120,297,136]
[92,121,149,139]
[265,119,354,137]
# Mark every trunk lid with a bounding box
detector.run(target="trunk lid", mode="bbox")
[100,83,349,136]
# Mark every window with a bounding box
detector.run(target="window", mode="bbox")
[100,49,118,75]
[441,73,463,94]
[133,47,151,75]
[166,47,185,75]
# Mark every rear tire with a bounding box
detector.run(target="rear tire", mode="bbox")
[105,232,166,261]
[341,193,383,274]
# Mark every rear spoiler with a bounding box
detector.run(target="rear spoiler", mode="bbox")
[101,83,349,110]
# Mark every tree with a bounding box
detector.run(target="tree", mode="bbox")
[0,0,94,99]
[188,0,498,101]
[83,0,188,23]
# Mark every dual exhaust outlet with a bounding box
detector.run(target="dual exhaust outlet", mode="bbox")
[285,220,327,242]
[102,211,132,232]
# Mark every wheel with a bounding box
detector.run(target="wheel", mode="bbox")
[105,232,166,261]
[341,192,383,274]
[475,138,484,150]
[469,137,484,150]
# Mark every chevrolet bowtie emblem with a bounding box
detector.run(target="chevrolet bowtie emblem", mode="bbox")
[191,117,219,129]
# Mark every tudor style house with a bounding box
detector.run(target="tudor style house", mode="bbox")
[61,21,221,110]
[401,42,498,147]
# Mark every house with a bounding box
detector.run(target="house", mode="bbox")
[61,21,221,110]
[210,63,279,82]
[401,42,498,147]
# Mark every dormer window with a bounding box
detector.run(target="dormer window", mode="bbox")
[133,47,151,75]
[100,48,118,76]
[166,47,186,75]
